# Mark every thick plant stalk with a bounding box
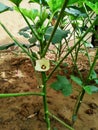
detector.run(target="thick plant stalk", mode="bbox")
[42,72,50,130]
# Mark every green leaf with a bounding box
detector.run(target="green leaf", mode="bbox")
[29,0,47,5]
[51,75,72,96]
[19,26,31,38]
[46,0,64,13]
[29,0,39,2]
[19,31,30,38]
[18,26,37,43]
[0,2,11,13]
[15,7,39,21]
[45,27,69,44]
[9,0,22,6]
[89,70,97,80]
[29,0,40,3]
[41,8,48,24]
[84,86,92,94]
[28,36,37,43]
[65,7,87,17]
[0,43,15,50]
[85,1,98,14]
[84,85,98,94]
[71,75,83,86]
[68,0,85,6]
[95,79,98,84]
[68,0,78,5]
[31,51,38,59]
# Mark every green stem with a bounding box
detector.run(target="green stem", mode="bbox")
[65,38,83,80]
[72,89,85,125]
[86,48,98,83]
[0,92,44,98]
[83,40,92,66]
[71,20,83,68]
[42,0,69,57]
[42,72,50,130]
[49,112,74,130]
[58,42,62,60]
[83,3,93,25]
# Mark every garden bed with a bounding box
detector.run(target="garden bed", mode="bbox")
[0,49,98,130]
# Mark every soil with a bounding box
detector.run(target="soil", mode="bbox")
[0,48,98,130]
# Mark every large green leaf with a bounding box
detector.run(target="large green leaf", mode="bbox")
[0,2,11,13]
[46,0,64,13]
[51,75,72,96]
[84,85,98,94]
[9,0,22,6]
[45,27,70,44]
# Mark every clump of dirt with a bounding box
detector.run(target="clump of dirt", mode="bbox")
[0,50,98,130]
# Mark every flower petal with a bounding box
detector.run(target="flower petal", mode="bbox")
[35,58,50,72]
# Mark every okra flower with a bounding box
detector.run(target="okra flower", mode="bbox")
[35,58,50,72]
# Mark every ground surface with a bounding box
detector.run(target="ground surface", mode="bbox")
[0,48,98,130]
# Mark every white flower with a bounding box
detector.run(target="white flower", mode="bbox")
[35,58,50,72]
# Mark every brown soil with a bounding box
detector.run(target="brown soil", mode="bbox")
[0,48,98,130]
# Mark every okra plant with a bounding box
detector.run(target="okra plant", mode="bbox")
[0,0,98,130]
